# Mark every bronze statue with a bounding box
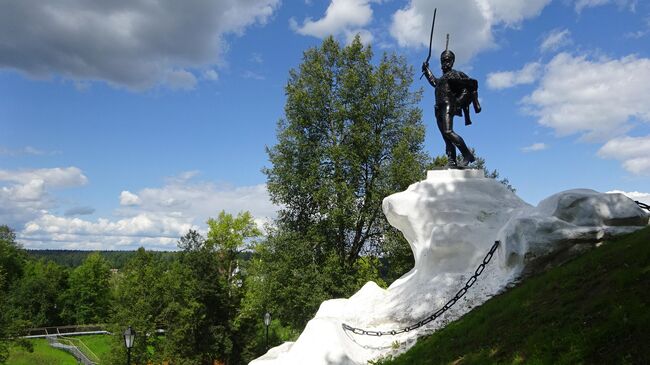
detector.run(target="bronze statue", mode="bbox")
[421,12,481,168]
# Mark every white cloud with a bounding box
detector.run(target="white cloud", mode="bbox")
[21,213,195,250]
[0,146,61,156]
[540,28,572,53]
[0,0,280,90]
[242,70,265,80]
[203,69,219,81]
[250,53,264,64]
[16,171,278,250]
[0,167,87,188]
[487,62,541,89]
[120,191,141,206]
[389,0,551,63]
[607,190,650,205]
[291,0,373,42]
[574,0,637,13]
[598,136,650,175]
[523,53,650,140]
[165,69,198,91]
[0,167,87,230]
[522,142,548,152]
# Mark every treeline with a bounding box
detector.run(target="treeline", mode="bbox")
[0,212,270,365]
[27,249,178,269]
[1,36,511,365]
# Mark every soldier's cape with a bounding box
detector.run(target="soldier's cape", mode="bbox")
[449,78,481,126]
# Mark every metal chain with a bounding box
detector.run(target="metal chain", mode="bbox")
[342,240,500,336]
[636,200,650,212]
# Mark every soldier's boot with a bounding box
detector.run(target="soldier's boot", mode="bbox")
[458,150,476,168]
[445,149,458,169]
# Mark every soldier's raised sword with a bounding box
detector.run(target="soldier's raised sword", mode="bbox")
[420,8,437,79]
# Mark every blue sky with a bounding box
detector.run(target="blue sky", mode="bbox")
[1,0,649,250]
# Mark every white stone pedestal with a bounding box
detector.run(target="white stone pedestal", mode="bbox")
[250,171,648,365]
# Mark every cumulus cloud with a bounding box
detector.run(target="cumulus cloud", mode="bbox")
[540,28,572,53]
[523,53,650,140]
[0,167,87,188]
[389,0,551,63]
[0,0,280,90]
[120,191,141,206]
[522,142,548,152]
[290,0,374,43]
[17,171,278,250]
[598,136,650,175]
[0,167,88,230]
[487,62,541,89]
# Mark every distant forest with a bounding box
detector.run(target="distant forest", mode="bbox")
[26,250,178,269]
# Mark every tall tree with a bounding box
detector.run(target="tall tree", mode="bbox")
[108,247,169,365]
[0,226,29,363]
[264,35,427,270]
[260,35,428,329]
[11,259,69,327]
[61,252,112,324]
[164,212,261,365]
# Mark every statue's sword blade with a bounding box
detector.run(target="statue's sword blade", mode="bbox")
[425,8,437,64]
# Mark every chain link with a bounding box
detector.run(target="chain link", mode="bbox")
[636,200,650,212]
[342,240,500,336]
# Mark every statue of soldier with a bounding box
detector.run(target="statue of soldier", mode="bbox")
[422,43,481,168]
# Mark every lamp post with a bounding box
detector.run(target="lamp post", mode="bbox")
[264,312,271,350]
[123,326,136,365]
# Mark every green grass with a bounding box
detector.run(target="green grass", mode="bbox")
[80,334,112,362]
[6,334,113,365]
[6,339,78,365]
[379,226,650,365]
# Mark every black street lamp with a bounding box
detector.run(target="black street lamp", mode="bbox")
[263,312,271,350]
[123,326,136,365]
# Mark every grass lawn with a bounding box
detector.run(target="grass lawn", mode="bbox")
[78,334,112,362]
[6,339,78,365]
[7,334,113,365]
[378,226,650,365]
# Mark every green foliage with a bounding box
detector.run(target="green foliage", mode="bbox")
[162,211,262,365]
[107,247,169,365]
[27,249,177,269]
[260,35,427,331]
[380,226,650,365]
[10,259,69,327]
[60,252,112,325]
[0,225,30,363]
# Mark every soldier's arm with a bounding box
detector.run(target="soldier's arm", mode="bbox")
[422,62,437,87]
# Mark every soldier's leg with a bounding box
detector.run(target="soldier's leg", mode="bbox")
[436,107,457,166]
[440,108,475,164]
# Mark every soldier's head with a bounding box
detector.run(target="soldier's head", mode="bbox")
[440,50,455,73]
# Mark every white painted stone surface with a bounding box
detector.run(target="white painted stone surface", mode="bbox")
[250,171,648,365]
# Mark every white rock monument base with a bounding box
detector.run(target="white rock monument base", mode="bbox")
[250,170,648,365]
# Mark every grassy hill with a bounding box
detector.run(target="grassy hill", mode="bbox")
[7,335,111,365]
[378,226,650,365]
